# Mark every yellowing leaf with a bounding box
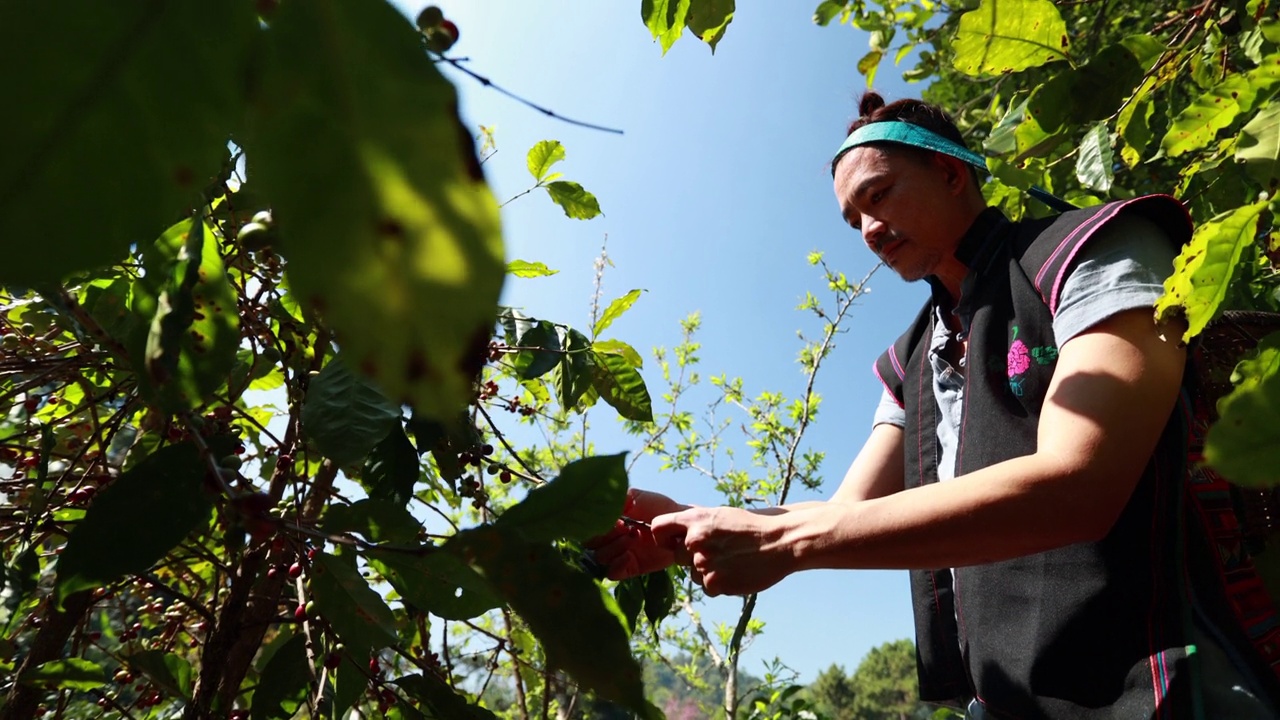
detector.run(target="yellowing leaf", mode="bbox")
[506,260,559,278]
[952,0,1070,77]
[1156,201,1268,342]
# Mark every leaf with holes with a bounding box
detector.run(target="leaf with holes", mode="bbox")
[0,1,255,283]
[369,547,500,620]
[1156,201,1268,342]
[495,453,629,543]
[951,0,1070,77]
[250,0,504,422]
[310,552,399,652]
[302,356,401,466]
[1205,332,1280,487]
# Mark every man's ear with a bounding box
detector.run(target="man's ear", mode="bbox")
[932,152,972,195]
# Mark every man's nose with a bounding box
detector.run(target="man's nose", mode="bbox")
[861,215,886,248]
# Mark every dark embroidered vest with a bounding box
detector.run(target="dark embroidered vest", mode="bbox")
[874,197,1279,718]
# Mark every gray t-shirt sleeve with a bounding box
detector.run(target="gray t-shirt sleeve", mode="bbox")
[873,387,907,428]
[1051,212,1178,343]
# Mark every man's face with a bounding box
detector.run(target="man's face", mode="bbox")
[832,145,967,282]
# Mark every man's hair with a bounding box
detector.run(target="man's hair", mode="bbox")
[840,92,981,183]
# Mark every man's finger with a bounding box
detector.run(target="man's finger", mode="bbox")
[649,511,690,551]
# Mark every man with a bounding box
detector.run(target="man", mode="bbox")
[587,94,1280,718]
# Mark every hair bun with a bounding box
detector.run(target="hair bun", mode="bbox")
[858,91,886,118]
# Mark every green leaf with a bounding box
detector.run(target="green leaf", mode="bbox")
[302,356,401,466]
[1161,57,1280,158]
[309,552,399,652]
[251,633,310,720]
[1235,103,1280,188]
[526,140,566,183]
[331,654,366,720]
[591,351,655,422]
[449,526,656,718]
[951,0,1070,77]
[544,181,602,220]
[139,215,241,412]
[1156,200,1269,342]
[1075,123,1114,193]
[594,289,644,337]
[1118,90,1155,168]
[1205,332,1280,487]
[506,260,559,278]
[642,0,692,54]
[857,50,883,86]
[55,439,231,604]
[20,658,105,691]
[513,321,563,381]
[322,499,421,544]
[555,329,594,411]
[369,547,501,621]
[614,577,645,634]
[1026,45,1144,133]
[685,0,735,52]
[395,674,498,719]
[984,96,1028,156]
[126,650,193,701]
[495,453,629,543]
[362,424,421,508]
[592,339,645,368]
[0,2,255,284]
[813,0,848,26]
[643,569,676,629]
[250,0,504,422]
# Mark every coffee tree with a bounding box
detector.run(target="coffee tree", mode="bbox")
[0,2,673,719]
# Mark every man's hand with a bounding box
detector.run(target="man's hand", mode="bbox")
[651,506,797,597]
[584,489,690,580]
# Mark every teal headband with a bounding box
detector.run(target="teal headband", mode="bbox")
[830,120,1076,213]
[831,121,987,176]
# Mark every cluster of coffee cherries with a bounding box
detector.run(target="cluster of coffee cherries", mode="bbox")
[415,6,459,52]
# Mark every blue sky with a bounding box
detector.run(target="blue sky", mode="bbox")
[401,0,938,684]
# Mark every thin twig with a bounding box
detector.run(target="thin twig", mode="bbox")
[436,56,624,135]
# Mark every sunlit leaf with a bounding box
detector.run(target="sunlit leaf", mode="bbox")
[0,1,255,283]
[857,50,883,86]
[495,453,629,543]
[685,0,735,52]
[250,0,504,422]
[369,547,501,621]
[591,351,654,422]
[526,140,566,183]
[1118,89,1154,168]
[1235,103,1280,188]
[952,0,1070,77]
[301,356,401,466]
[642,0,692,54]
[592,339,645,368]
[544,181,602,220]
[19,659,105,691]
[1156,200,1268,342]
[1075,123,1114,193]
[1205,331,1280,487]
[506,260,559,278]
[812,0,848,26]
[594,289,644,337]
[1161,56,1280,158]
[310,552,399,652]
[55,439,233,605]
[1026,45,1144,133]
[555,329,594,411]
